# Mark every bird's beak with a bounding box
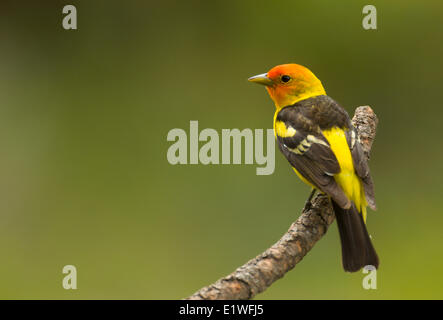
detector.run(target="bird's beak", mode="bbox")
[248,73,273,86]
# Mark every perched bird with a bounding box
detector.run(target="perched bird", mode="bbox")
[248,64,379,272]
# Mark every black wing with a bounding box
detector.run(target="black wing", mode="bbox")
[276,107,351,209]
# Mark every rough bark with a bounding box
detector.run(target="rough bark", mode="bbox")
[186,106,378,300]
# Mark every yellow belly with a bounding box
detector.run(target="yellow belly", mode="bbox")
[292,167,315,188]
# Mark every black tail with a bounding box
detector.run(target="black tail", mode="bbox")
[332,201,379,272]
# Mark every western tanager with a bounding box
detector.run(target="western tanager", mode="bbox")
[249,63,378,272]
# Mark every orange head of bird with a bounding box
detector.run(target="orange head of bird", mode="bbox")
[248,63,326,109]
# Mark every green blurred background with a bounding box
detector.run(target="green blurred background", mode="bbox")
[1,0,442,299]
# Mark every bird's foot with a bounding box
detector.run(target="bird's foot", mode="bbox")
[303,189,317,212]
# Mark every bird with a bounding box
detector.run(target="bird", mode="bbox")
[248,63,379,272]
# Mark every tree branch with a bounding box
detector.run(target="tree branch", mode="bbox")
[186,106,379,300]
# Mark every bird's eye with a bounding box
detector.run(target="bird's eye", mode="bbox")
[281,75,291,83]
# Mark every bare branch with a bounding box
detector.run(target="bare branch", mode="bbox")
[186,106,378,300]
